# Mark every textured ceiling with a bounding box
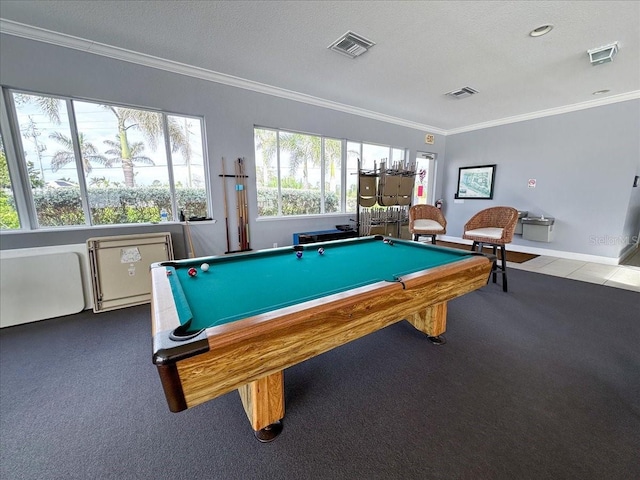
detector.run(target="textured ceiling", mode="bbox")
[0,0,638,132]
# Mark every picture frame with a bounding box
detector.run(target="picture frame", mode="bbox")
[455,164,496,199]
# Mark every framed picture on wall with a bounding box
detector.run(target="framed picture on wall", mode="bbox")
[455,164,496,199]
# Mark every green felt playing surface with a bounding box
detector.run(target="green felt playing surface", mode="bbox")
[166,237,475,332]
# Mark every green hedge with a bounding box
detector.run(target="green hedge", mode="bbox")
[2,186,343,228]
[257,188,339,216]
[31,186,208,226]
[0,191,20,229]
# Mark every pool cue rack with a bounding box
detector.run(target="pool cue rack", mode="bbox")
[219,157,252,254]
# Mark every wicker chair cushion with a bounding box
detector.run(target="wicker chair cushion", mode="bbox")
[413,219,445,232]
[464,227,504,239]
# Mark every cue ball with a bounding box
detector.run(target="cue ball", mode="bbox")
[296,251,303,259]
[201,263,210,272]
[188,267,198,277]
[318,247,324,255]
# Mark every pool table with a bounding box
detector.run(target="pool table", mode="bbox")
[151,236,492,441]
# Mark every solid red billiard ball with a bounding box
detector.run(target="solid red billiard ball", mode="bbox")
[188,267,198,277]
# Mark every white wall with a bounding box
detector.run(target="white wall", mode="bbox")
[442,101,640,260]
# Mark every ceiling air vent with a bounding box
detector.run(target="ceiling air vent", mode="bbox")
[328,31,375,58]
[445,87,478,99]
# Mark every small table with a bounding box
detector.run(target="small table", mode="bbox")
[293,228,358,245]
[151,236,492,441]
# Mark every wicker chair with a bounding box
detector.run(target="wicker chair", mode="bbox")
[463,206,518,292]
[409,205,447,244]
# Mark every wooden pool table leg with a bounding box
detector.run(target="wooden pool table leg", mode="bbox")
[237,371,285,442]
[406,302,448,345]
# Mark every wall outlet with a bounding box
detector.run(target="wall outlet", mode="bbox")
[273,243,278,248]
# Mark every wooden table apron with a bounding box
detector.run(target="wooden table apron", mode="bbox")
[151,244,492,432]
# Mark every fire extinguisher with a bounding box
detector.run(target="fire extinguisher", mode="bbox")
[435,199,443,209]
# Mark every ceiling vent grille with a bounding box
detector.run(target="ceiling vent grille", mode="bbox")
[328,31,375,58]
[445,87,478,99]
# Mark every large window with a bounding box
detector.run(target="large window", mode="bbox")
[255,127,407,217]
[255,128,342,216]
[3,89,209,229]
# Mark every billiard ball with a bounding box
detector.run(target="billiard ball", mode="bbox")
[296,251,303,259]
[188,267,198,277]
[201,263,210,272]
[318,248,324,255]
[388,240,394,246]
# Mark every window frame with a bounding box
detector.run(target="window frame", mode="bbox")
[0,86,212,231]
[254,125,409,219]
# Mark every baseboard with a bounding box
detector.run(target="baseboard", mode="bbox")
[440,235,621,266]
[618,242,639,264]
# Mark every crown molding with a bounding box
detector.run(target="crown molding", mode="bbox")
[1,19,637,138]
[446,91,640,135]
[0,19,445,135]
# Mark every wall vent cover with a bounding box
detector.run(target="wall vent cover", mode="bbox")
[445,86,478,99]
[328,31,375,58]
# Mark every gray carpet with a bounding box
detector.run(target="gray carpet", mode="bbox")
[1,269,639,480]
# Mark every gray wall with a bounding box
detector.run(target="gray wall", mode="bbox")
[1,34,638,261]
[442,101,640,259]
[0,34,444,256]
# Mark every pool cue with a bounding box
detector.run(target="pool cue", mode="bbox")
[185,220,195,258]
[238,158,249,250]
[234,158,243,250]
[245,160,250,248]
[239,157,250,250]
[244,159,250,249]
[221,157,231,253]
[239,157,247,250]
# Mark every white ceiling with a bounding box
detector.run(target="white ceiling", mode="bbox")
[1,0,639,133]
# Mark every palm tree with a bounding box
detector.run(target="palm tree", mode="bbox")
[256,130,342,190]
[105,106,188,187]
[16,95,191,188]
[254,129,277,187]
[49,131,109,175]
[278,133,319,188]
[323,138,342,193]
[13,94,62,124]
[103,137,154,186]
[89,176,124,188]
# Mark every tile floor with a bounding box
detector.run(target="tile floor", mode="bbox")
[508,249,640,292]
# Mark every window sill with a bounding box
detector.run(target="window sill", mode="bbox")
[256,213,355,222]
